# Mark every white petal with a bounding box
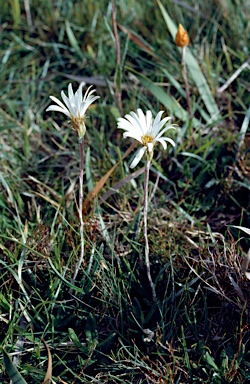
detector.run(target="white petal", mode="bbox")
[49,96,67,110]
[155,125,175,140]
[86,89,98,99]
[46,105,70,117]
[74,91,81,111]
[85,95,100,106]
[156,117,172,133]
[118,117,143,137]
[68,83,74,100]
[123,131,142,142]
[146,142,154,154]
[79,95,99,117]
[117,118,134,131]
[130,146,147,168]
[157,137,175,147]
[152,115,171,137]
[75,83,85,109]
[156,138,167,150]
[61,91,76,116]
[128,111,146,135]
[136,109,148,133]
[146,110,153,132]
[61,90,70,107]
[83,85,94,101]
[153,111,164,127]
[126,115,144,133]
[117,117,132,129]
[118,114,144,136]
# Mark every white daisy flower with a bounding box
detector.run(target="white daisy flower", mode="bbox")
[117,108,176,168]
[46,83,100,139]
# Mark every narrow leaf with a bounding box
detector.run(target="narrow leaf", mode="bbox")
[157,0,220,120]
[85,147,94,192]
[203,351,220,371]
[65,20,84,59]
[47,258,86,293]
[179,151,208,164]
[119,25,159,60]
[231,225,250,236]
[129,68,200,127]
[82,142,136,214]
[238,105,250,149]
[42,339,52,384]
[99,167,144,205]
[85,314,98,351]
[68,328,88,353]
[3,348,28,384]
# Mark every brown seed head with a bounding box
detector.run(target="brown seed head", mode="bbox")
[175,23,189,47]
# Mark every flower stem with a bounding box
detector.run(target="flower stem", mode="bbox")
[72,139,85,286]
[143,160,156,302]
[181,46,192,119]
[112,0,123,116]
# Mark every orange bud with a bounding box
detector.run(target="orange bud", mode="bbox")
[175,23,189,47]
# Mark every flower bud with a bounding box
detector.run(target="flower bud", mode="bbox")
[175,24,189,47]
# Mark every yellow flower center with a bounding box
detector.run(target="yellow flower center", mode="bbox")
[141,134,154,146]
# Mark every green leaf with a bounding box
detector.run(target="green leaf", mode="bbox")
[179,151,208,164]
[220,349,228,375]
[10,0,21,26]
[98,332,116,348]
[203,351,220,372]
[0,291,10,311]
[157,0,220,121]
[85,314,98,351]
[85,147,94,193]
[68,328,88,354]
[3,348,28,384]
[128,68,200,127]
[65,20,84,59]
[47,258,86,293]
[238,105,250,149]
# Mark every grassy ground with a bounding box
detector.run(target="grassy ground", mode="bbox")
[0,0,250,383]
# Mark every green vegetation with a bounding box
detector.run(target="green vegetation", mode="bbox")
[0,0,249,382]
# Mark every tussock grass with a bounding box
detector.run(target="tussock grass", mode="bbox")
[0,0,249,383]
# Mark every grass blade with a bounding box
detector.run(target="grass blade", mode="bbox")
[129,68,201,127]
[157,0,220,121]
[2,348,28,384]
[238,105,250,149]
[41,339,52,384]
[230,225,250,236]
[9,0,21,26]
[65,20,84,59]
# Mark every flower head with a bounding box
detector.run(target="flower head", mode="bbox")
[175,23,189,47]
[46,83,100,139]
[118,108,176,168]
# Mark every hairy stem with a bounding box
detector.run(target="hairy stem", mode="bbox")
[71,139,85,287]
[112,0,123,116]
[182,46,192,119]
[143,160,156,302]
